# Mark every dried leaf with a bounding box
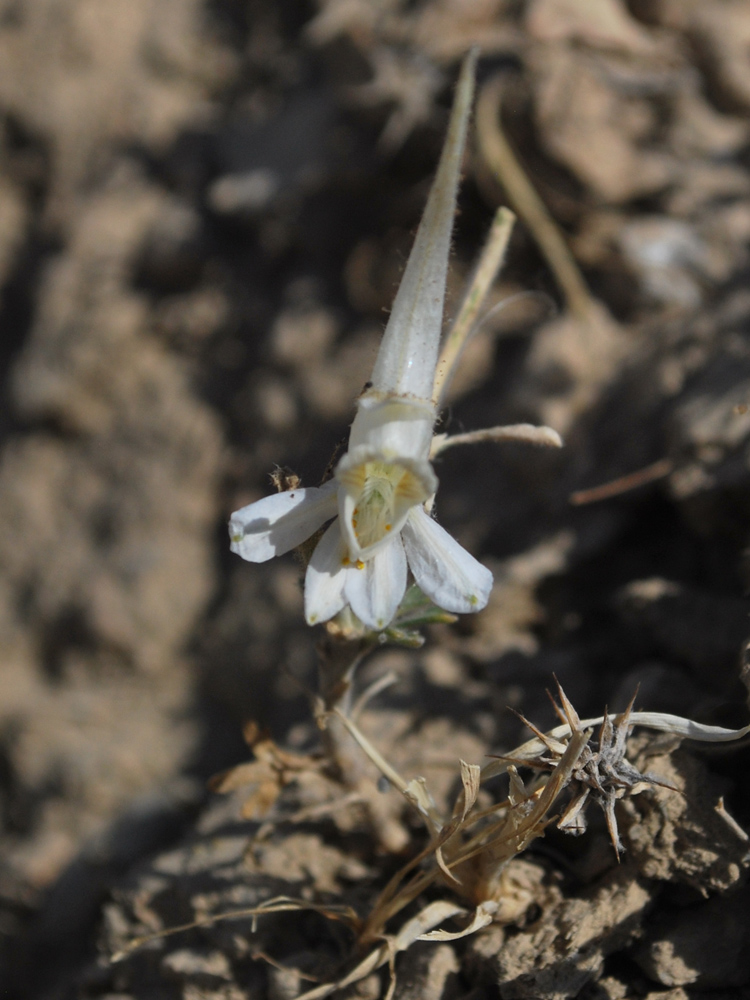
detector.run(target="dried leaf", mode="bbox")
[557,787,590,834]
[241,780,282,819]
[209,760,270,795]
[393,900,468,950]
[404,777,441,825]
[297,901,468,1000]
[459,760,481,819]
[419,900,498,941]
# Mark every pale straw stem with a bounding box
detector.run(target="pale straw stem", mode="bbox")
[431,422,562,458]
[476,77,594,322]
[433,205,516,405]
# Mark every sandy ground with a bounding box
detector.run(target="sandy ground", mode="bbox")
[1,1,750,997]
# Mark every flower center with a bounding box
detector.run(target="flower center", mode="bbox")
[339,459,428,554]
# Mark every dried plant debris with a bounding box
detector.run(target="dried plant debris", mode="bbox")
[98,688,749,999]
[492,687,676,856]
[210,722,338,821]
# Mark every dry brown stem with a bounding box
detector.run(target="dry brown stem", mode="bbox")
[476,77,595,323]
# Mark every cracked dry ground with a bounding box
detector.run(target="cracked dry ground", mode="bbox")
[2,1,750,998]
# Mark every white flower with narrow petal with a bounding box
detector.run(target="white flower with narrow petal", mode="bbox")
[229,52,493,631]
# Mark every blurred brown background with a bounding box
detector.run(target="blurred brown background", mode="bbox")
[2,1,750,996]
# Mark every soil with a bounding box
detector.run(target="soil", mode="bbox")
[2,1,750,998]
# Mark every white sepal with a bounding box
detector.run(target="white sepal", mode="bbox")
[402,505,493,613]
[229,481,337,563]
[304,519,348,625]
[345,534,408,630]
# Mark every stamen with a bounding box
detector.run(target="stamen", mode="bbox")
[355,559,365,570]
[341,458,432,551]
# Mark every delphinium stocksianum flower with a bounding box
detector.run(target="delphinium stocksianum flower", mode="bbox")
[229,51,560,637]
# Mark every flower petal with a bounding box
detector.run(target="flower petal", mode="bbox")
[345,536,407,631]
[402,506,493,613]
[229,481,337,563]
[305,520,348,625]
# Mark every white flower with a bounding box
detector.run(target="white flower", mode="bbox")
[229,52,493,631]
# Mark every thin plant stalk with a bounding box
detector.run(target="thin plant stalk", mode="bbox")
[433,205,516,404]
[475,77,594,322]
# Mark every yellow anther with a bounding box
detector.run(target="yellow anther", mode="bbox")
[355,559,365,570]
[342,556,350,566]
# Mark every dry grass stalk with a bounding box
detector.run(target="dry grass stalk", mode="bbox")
[433,204,516,404]
[475,76,595,323]
[110,896,361,966]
